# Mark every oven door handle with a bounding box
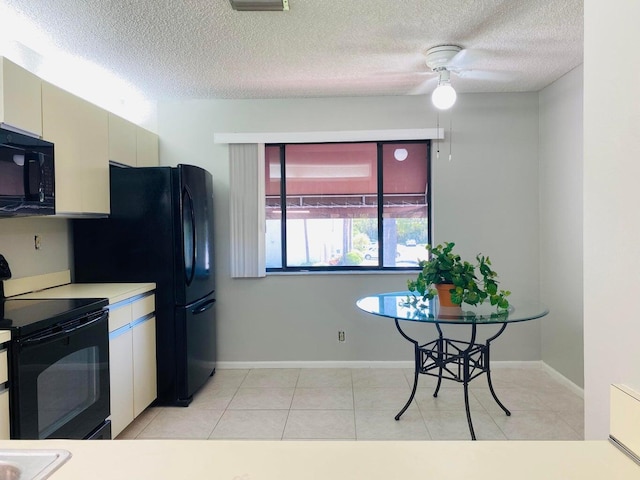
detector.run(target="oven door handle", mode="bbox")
[21,311,107,347]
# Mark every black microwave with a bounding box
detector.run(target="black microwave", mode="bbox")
[0,127,55,217]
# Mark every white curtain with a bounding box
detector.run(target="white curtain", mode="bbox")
[229,143,266,278]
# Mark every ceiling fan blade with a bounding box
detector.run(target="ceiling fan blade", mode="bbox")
[446,48,470,69]
[455,69,514,82]
[447,48,491,71]
[410,76,438,95]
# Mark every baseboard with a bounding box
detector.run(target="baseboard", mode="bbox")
[541,362,585,398]
[215,359,545,370]
[216,360,415,369]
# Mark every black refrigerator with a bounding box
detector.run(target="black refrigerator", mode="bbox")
[73,164,216,406]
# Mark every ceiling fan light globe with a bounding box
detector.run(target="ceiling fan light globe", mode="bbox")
[432,84,457,110]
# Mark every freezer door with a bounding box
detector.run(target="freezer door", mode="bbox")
[182,293,216,399]
[177,165,215,305]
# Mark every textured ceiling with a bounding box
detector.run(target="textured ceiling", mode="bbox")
[1,0,583,101]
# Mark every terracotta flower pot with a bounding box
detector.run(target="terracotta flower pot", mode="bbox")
[435,283,457,307]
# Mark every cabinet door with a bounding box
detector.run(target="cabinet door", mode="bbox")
[109,113,136,166]
[42,82,110,215]
[132,316,157,417]
[78,97,109,214]
[0,57,43,137]
[42,82,83,213]
[136,126,159,167]
[0,389,9,440]
[109,328,134,438]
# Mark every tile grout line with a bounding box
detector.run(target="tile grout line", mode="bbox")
[280,368,301,440]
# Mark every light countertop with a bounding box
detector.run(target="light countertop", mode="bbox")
[0,439,638,480]
[14,283,155,305]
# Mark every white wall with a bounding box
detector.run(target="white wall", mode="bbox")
[538,65,584,388]
[584,1,640,439]
[158,93,542,364]
[0,217,71,279]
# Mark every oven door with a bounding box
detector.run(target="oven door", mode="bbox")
[10,309,110,439]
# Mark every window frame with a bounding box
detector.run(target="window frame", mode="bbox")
[266,139,431,273]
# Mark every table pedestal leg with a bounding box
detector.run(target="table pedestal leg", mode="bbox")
[395,338,419,421]
[433,325,444,398]
[485,324,511,416]
[463,371,476,440]
[462,325,478,440]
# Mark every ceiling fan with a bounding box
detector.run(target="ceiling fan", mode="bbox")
[424,45,463,109]
[418,44,511,110]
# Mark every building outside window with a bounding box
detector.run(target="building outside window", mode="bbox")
[266,141,431,271]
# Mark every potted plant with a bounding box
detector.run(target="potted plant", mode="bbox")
[407,242,511,309]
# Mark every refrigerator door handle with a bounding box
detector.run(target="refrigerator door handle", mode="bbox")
[182,186,197,286]
[192,298,216,314]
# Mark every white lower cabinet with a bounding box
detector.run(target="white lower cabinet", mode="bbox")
[0,389,9,440]
[133,316,157,417]
[108,294,157,438]
[109,327,134,438]
[0,331,10,440]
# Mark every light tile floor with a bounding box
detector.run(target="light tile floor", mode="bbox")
[117,367,584,441]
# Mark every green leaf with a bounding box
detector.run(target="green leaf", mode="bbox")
[486,282,498,295]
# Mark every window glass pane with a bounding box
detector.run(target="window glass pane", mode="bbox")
[284,143,378,267]
[382,143,429,267]
[265,145,282,269]
[265,140,429,271]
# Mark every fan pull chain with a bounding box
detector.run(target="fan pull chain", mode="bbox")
[436,112,440,159]
[449,117,453,161]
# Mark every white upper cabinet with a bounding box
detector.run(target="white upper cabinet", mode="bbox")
[108,113,137,167]
[109,112,159,167]
[136,126,159,167]
[3,58,157,216]
[42,81,110,216]
[0,57,43,137]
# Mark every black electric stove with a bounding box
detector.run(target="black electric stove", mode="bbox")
[1,296,112,440]
[0,297,109,337]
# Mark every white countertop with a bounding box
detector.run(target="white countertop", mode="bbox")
[0,439,637,480]
[15,283,155,305]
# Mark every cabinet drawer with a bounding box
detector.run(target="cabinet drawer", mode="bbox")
[0,331,10,345]
[109,304,132,332]
[0,350,6,384]
[132,295,155,320]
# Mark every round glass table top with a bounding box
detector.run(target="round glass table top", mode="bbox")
[356,291,549,325]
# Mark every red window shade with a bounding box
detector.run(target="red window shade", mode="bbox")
[266,142,428,219]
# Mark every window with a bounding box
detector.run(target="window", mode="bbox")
[265,141,431,271]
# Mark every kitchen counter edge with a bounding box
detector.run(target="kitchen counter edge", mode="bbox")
[0,439,637,480]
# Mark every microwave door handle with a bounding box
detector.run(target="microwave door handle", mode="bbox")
[24,152,41,201]
[182,186,197,286]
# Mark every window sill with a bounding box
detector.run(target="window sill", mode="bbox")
[266,269,418,276]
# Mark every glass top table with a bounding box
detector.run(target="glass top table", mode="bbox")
[356,291,549,325]
[356,291,549,440]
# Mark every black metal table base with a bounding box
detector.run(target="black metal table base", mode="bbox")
[394,319,510,440]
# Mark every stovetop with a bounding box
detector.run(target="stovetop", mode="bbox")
[0,297,109,337]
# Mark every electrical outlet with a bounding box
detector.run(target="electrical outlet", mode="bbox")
[338,331,345,342]
[34,235,41,250]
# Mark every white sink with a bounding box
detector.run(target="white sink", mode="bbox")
[0,450,71,480]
